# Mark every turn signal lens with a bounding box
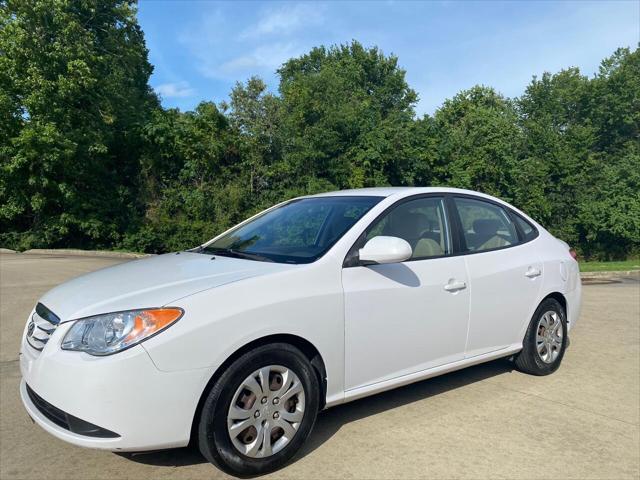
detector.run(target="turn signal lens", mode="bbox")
[61,308,183,356]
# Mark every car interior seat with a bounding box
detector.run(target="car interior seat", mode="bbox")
[413,219,444,257]
[383,210,444,258]
[472,218,511,251]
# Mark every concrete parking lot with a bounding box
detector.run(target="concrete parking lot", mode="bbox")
[1,252,638,479]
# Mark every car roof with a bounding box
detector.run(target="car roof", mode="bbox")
[307,186,491,199]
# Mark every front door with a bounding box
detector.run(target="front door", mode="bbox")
[342,196,471,391]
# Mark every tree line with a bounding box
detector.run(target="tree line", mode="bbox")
[1,1,638,259]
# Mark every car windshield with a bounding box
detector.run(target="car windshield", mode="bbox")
[202,196,383,264]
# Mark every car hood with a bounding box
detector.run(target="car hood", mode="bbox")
[38,252,295,321]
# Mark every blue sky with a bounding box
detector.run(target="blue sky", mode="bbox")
[138,0,639,115]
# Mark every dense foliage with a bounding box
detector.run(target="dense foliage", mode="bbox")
[0,0,157,249]
[1,1,638,259]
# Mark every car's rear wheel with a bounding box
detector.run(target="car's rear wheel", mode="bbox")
[514,298,568,375]
[197,343,319,476]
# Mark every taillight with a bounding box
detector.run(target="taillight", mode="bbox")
[569,248,578,260]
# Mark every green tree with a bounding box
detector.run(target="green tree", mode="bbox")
[433,86,525,201]
[578,143,640,258]
[124,102,244,253]
[519,48,640,258]
[518,68,596,246]
[579,48,640,258]
[0,0,157,249]
[276,41,418,193]
[408,114,439,187]
[590,48,639,153]
[228,77,282,199]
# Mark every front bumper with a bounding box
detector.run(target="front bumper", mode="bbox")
[19,329,212,452]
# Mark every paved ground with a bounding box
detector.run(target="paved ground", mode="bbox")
[1,252,638,480]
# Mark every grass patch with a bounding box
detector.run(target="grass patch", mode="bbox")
[579,259,640,273]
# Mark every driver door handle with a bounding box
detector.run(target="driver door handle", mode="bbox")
[444,280,467,292]
[525,267,542,278]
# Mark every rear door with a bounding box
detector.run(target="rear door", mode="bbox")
[450,196,543,357]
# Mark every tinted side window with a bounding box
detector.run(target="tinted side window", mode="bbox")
[513,213,537,241]
[366,197,451,259]
[454,197,518,252]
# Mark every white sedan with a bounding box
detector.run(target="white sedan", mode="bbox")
[19,187,582,475]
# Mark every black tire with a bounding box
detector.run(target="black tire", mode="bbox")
[197,343,319,476]
[514,298,568,375]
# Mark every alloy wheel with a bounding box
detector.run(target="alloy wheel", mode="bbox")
[536,311,563,364]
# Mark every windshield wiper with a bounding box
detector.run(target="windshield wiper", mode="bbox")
[203,247,274,263]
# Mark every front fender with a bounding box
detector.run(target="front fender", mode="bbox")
[141,263,346,407]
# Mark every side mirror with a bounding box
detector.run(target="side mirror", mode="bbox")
[358,236,412,265]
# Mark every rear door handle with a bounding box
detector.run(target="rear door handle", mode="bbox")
[444,280,467,292]
[525,267,542,278]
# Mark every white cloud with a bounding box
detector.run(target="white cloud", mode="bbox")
[219,43,300,75]
[178,5,319,80]
[154,81,195,98]
[239,3,324,39]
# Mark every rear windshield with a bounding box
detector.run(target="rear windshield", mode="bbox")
[204,196,383,264]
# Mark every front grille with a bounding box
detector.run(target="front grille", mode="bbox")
[26,384,120,438]
[25,303,60,354]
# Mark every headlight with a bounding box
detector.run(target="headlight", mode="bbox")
[61,308,183,356]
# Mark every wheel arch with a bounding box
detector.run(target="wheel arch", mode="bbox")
[541,291,568,322]
[189,333,327,445]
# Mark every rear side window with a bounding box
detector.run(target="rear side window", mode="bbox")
[512,213,537,242]
[453,197,518,253]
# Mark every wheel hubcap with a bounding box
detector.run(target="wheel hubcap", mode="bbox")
[536,311,563,364]
[227,365,305,458]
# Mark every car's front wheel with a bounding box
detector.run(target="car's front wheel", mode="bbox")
[197,343,319,476]
[514,297,568,375]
